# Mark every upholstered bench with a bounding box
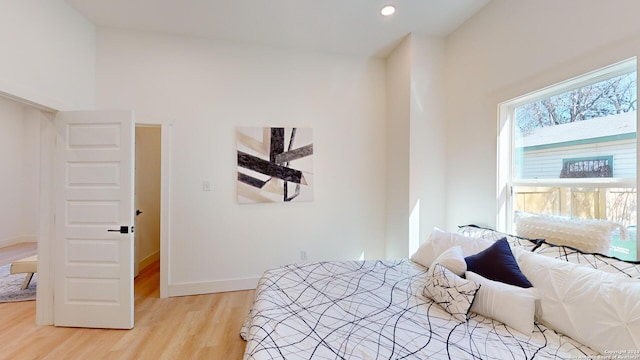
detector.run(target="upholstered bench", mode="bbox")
[10,255,37,290]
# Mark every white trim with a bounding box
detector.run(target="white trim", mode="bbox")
[0,84,65,113]
[511,178,637,188]
[167,278,259,297]
[497,102,512,233]
[505,58,637,108]
[37,111,55,325]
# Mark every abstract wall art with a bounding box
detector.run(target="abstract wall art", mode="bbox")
[236,127,314,203]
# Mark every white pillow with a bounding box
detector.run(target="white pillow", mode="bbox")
[514,211,625,255]
[515,248,640,354]
[423,264,481,322]
[426,246,466,278]
[411,228,492,268]
[465,271,539,335]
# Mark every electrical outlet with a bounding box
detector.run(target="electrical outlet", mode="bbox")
[300,250,308,261]
[203,181,211,192]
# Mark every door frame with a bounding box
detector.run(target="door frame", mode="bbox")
[36,113,173,325]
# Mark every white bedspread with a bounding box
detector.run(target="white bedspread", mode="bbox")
[241,259,598,359]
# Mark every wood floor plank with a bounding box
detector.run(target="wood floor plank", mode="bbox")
[0,257,256,360]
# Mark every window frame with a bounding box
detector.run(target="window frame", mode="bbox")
[497,58,638,235]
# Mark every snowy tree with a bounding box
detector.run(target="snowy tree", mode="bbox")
[516,72,637,132]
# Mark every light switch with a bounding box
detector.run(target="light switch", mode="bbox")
[203,181,211,192]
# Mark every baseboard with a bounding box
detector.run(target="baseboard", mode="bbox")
[0,235,37,248]
[167,277,260,297]
[139,250,160,270]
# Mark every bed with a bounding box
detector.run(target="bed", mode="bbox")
[241,261,595,359]
[241,222,640,359]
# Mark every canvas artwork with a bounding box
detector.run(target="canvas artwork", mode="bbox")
[237,127,314,203]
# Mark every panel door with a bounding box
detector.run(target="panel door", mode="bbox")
[54,110,135,329]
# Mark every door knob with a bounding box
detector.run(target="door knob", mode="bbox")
[136,210,143,216]
[108,226,130,234]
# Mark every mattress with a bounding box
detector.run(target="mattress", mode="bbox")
[241,259,598,359]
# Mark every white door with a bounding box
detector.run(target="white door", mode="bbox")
[54,110,135,329]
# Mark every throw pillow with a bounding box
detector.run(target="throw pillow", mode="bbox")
[465,238,533,288]
[457,224,541,251]
[466,271,539,334]
[423,264,481,322]
[515,249,640,355]
[411,228,493,268]
[514,211,625,255]
[426,245,466,278]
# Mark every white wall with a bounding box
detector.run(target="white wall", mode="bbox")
[445,0,640,229]
[0,0,95,110]
[385,34,447,258]
[0,97,40,247]
[385,37,411,259]
[408,35,446,251]
[95,28,388,295]
[21,107,42,239]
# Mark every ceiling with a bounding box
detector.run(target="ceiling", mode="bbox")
[65,0,490,58]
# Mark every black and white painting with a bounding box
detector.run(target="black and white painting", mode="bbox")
[237,127,313,203]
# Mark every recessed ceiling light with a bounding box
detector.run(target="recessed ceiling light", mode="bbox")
[380,5,396,16]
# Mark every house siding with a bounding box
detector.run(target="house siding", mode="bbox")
[521,138,636,179]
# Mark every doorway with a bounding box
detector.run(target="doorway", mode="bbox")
[134,125,161,278]
[0,89,172,325]
[0,96,43,296]
[36,114,172,326]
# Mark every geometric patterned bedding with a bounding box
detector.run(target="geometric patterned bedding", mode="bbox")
[532,242,640,279]
[241,259,599,359]
[459,224,640,279]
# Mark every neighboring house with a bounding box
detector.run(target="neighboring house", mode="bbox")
[515,112,637,261]
[518,112,637,179]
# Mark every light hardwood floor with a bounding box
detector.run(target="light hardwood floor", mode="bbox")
[0,249,255,360]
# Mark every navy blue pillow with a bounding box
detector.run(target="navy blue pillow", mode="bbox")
[464,238,533,288]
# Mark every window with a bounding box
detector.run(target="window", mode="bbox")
[498,58,638,260]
